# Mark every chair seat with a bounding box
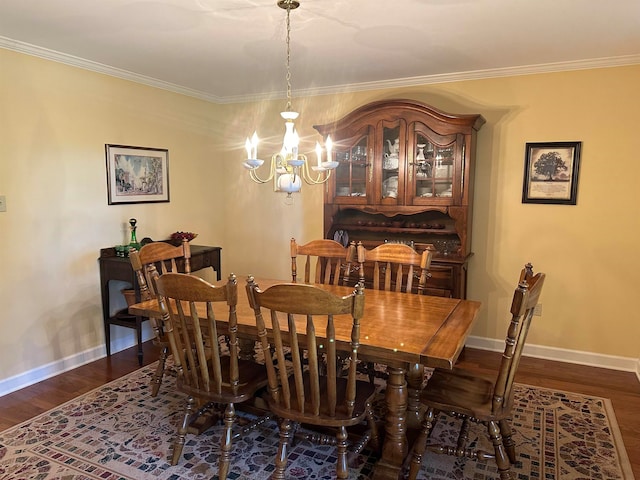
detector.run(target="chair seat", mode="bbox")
[420,368,511,421]
[267,372,377,428]
[177,356,269,404]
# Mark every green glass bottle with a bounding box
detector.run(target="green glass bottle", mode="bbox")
[128,218,140,252]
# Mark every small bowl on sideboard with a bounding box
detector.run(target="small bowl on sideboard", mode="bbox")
[169,231,198,246]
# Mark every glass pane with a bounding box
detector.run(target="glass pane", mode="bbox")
[382,126,400,199]
[335,152,351,196]
[434,145,454,197]
[336,136,367,197]
[350,137,368,196]
[415,134,434,198]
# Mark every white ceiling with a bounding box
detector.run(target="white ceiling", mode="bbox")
[1,0,639,103]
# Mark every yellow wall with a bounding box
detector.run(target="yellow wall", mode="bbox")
[0,49,225,383]
[220,67,640,360]
[1,47,638,388]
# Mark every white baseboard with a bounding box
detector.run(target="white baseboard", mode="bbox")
[2,334,639,397]
[0,331,154,397]
[466,336,640,383]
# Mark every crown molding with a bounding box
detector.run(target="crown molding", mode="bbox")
[0,36,225,103]
[2,36,640,105]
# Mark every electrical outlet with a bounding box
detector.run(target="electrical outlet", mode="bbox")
[0,195,6,212]
[533,303,542,316]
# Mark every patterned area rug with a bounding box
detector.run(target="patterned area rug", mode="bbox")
[0,363,633,480]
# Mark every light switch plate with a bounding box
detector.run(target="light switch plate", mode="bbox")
[0,195,6,212]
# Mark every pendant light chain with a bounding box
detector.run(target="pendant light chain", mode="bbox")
[285,3,292,112]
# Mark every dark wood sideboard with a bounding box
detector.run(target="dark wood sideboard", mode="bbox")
[98,244,221,364]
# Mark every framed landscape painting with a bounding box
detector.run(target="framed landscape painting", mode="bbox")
[106,144,169,204]
[522,141,581,205]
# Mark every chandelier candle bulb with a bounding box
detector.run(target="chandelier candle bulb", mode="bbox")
[251,132,259,159]
[320,136,339,169]
[245,132,259,163]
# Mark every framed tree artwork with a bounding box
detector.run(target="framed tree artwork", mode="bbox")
[106,144,169,205]
[522,141,582,205]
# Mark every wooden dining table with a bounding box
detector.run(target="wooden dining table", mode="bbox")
[128,275,481,480]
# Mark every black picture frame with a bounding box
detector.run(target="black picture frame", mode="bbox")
[522,141,581,205]
[106,144,169,205]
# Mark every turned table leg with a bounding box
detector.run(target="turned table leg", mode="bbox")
[406,362,425,429]
[373,366,408,480]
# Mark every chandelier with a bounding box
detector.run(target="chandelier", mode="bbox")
[243,0,338,195]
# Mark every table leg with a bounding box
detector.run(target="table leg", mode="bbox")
[136,316,143,366]
[373,366,407,480]
[406,363,425,429]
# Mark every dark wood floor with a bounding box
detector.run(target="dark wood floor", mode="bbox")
[1,342,639,478]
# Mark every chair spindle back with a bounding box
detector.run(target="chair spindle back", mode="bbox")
[246,277,365,418]
[130,240,191,300]
[354,241,432,294]
[492,263,545,414]
[291,238,353,286]
[155,272,240,397]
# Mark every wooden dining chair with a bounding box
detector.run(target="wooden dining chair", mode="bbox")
[354,241,433,294]
[155,272,270,477]
[407,263,546,480]
[290,237,358,375]
[245,277,379,480]
[290,237,355,286]
[352,241,433,384]
[129,240,191,396]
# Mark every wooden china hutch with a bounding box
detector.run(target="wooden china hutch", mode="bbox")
[314,99,485,299]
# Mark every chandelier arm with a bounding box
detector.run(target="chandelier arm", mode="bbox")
[274,152,287,173]
[248,159,276,184]
[249,170,269,184]
[300,159,332,185]
[302,170,332,185]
